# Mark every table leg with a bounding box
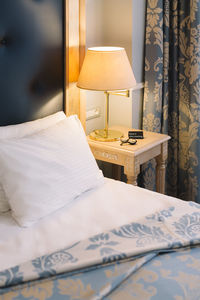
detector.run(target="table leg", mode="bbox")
[124,157,140,186]
[126,175,138,185]
[156,156,166,193]
[155,142,168,194]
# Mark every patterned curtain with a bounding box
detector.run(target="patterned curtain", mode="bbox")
[142,0,200,202]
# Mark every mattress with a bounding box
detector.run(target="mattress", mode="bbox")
[0,178,181,272]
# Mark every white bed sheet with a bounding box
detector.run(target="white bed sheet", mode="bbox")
[0,178,181,272]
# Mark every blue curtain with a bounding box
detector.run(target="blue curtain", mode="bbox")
[142,0,200,202]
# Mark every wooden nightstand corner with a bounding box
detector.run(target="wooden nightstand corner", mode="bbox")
[87,126,171,194]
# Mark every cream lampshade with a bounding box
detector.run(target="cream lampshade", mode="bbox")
[77,47,136,141]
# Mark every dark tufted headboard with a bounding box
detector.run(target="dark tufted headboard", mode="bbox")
[0,0,64,126]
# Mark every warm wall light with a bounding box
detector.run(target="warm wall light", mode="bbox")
[77,47,136,141]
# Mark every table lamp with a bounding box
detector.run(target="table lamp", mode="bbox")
[77,47,136,141]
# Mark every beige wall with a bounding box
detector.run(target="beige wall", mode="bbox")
[132,0,146,129]
[85,0,146,134]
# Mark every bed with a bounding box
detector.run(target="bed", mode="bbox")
[0,1,200,300]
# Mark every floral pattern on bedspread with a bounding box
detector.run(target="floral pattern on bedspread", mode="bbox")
[1,201,200,299]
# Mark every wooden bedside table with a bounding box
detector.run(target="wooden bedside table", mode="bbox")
[87,126,171,194]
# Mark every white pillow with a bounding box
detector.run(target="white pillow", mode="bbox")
[0,111,66,213]
[0,115,104,227]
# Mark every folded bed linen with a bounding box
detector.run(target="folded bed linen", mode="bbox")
[1,190,200,300]
[0,178,183,272]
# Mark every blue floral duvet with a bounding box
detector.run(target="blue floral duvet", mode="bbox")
[0,201,200,300]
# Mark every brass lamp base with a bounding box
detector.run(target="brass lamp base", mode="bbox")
[89,129,123,142]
